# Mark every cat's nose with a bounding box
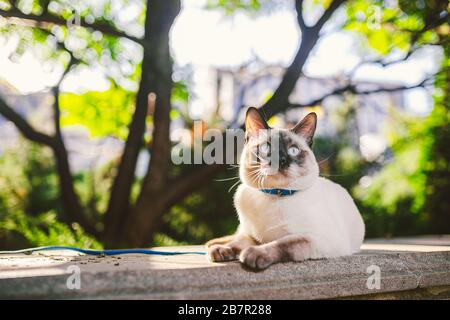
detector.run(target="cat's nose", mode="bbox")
[279,155,288,169]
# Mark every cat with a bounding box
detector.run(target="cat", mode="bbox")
[206,107,365,270]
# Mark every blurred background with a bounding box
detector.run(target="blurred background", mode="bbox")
[0,0,448,249]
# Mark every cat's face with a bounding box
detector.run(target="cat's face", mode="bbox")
[240,108,319,190]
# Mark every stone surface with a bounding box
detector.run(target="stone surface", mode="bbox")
[0,236,449,299]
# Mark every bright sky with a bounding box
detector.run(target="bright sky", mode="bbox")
[0,0,442,114]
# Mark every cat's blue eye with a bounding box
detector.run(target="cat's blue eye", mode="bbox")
[259,143,270,155]
[288,146,300,157]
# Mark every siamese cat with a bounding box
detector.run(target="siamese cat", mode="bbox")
[207,107,365,270]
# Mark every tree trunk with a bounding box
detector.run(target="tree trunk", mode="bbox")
[121,195,169,247]
[104,0,181,247]
[53,140,97,236]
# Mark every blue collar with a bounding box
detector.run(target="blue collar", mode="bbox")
[260,188,298,197]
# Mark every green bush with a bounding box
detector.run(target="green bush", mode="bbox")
[353,103,450,237]
[0,210,102,249]
[0,142,101,249]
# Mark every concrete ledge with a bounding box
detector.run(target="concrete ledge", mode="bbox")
[0,236,449,299]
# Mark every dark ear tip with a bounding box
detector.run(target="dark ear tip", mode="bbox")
[308,112,317,119]
[246,107,259,116]
[306,112,317,125]
[245,107,269,131]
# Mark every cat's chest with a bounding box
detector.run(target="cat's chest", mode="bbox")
[236,187,298,242]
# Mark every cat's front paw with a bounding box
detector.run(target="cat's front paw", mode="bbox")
[207,244,237,262]
[239,246,274,270]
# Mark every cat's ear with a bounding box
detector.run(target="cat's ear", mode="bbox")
[292,112,317,146]
[245,107,269,137]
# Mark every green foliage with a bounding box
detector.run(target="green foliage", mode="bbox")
[0,210,102,249]
[334,0,450,237]
[1,0,144,88]
[59,78,190,140]
[0,142,101,249]
[345,0,446,55]
[0,143,59,215]
[72,160,117,223]
[172,80,190,106]
[206,0,263,14]
[346,1,411,54]
[356,112,425,208]
[420,44,450,234]
[153,233,188,247]
[352,103,450,237]
[313,80,449,238]
[60,87,135,140]
[206,0,334,16]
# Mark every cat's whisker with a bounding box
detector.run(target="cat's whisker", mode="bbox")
[214,176,240,182]
[248,169,264,187]
[249,150,265,163]
[247,167,262,176]
[320,173,350,177]
[317,153,334,165]
[249,173,262,185]
[255,174,261,189]
[257,172,267,189]
[228,179,241,193]
[259,176,265,189]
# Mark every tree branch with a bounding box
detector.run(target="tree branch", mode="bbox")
[164,164,226,208]
[295,0,308,31]
[51,32,79,136]
[347,11,449,78]
[285,77,434,112]
[0,96,56,147]
[0,7,142,44]
[260,0,347,119]
[313,0,346,32]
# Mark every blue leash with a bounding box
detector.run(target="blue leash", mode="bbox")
[0,245,206,256]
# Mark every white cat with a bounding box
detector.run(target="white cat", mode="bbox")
[207,107,365,270]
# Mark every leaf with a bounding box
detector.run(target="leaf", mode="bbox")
[60,88,135,140]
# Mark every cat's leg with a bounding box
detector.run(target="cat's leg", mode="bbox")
[207,234,256,262]
[240,234,312,270]
[205,235,235,247]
